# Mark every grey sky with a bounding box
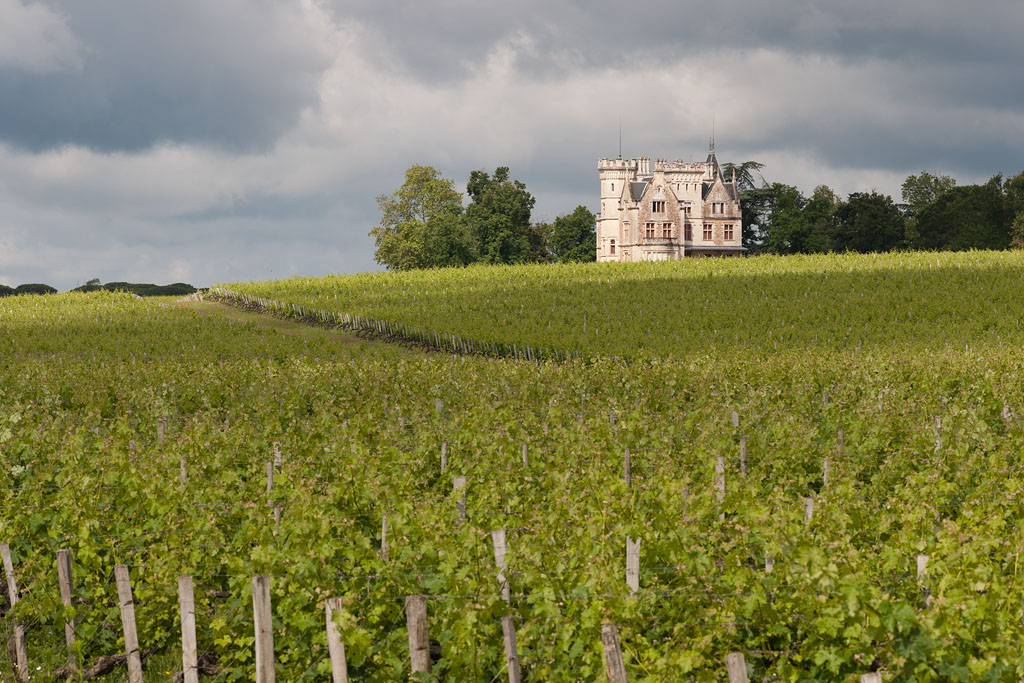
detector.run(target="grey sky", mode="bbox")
[1,0,1022,289]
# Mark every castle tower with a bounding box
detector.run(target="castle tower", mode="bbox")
[596,157,635,261]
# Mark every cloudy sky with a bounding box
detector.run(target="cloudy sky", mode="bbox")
[1,0,1022,289]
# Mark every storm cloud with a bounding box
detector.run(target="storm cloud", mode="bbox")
[0,0,1022,289]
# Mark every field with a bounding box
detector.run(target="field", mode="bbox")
[0,252,1023,681]
[223,251,1024,359]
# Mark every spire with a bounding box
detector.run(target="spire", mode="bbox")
[706,127,721,180]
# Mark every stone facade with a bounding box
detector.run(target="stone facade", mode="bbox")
[596,146,745,262]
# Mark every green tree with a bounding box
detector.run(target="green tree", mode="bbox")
[762,183,809,254]
[912,175,1008,251]
[803,185,841,252]
[736,186,775,252]
[14,283,57,295]
[546,206,596,263]
[721,161,766,192]
[1011,213,1024,249]
[722,161,768,251]
[902,171,957,216]
[0,284,14,297]
[1003,172,1024,222]
[369,165,474,270]
[832,192,905,253]
[465,167,536,264]
[902,171,956,245]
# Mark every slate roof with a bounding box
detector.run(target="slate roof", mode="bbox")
[629,181,648,201]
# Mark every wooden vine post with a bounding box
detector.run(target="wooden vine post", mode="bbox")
[601,623,628,683]
[1,543,28,681]
[325,597,350,683]
[725,652,749,682]
[178,576,199,683]
[739,436,747,475]
[861,674,882,683]
[56,548,78,671]
[114,564,144,683]
[625,537,641,595]
[490,530,521,682]
[716,456,726,520]
[624,446,632,488]
[252,574,275,683]
[491,529,510,603]
[454,476,467,521]
[500,615,523,683]
[440,441,448,475]
[406,595,431,675]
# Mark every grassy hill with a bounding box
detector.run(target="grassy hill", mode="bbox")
[223,250,1024,358]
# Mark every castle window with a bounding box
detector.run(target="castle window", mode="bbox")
[645,222,656,239]
[724,224,734,240]
[703,223,713,240]
[712,202,725,215]
[684,223,692,241]
[610,239,616,255]
[652,200,666,213]
[662,223,672,238]
[611,183,614,192]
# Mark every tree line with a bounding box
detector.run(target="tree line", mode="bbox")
[369,165,596,270]
[730,162,1024,254]
[0,281,198,297]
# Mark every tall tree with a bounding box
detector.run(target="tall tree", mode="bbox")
[902,171,956,245]
[803,185,841,252]
[465,167,536,264]
[721,161,766,192]
[723,160,768,251]
[832,192,905,253]
[912,175,1009,251]
[1011,213,1024,250]
[545,206,597,263]
[369,165,474,270]
[762,183,809,254]
[902,171,957,216]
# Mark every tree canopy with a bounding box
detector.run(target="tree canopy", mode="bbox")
[543,205,596,263]
[833,192,905,253]
[465,167,537,265]
[912,175,1009,251]
[369,165,475,271]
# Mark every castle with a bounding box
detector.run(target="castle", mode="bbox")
[596,144,745,261]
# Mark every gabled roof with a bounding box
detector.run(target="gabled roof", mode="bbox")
[629,181,648,201]
[702,177,739,201]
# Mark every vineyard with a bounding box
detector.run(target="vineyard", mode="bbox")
[0,252,1022,681]
[221,250,1024,359]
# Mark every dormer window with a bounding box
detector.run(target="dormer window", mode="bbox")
[652,200,666,213]
[712,202,725,215]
